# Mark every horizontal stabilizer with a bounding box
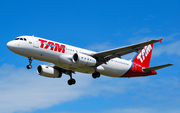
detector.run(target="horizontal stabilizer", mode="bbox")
[143,64,173,72]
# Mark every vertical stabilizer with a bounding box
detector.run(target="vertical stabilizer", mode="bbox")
[132,44,154,68]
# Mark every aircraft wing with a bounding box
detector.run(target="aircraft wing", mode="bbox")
[92,39,162,65]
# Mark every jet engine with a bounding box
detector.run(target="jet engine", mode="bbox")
[37,65,62,78]
[72,53,97,66]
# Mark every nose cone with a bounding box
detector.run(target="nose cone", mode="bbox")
[7,40,26,55]
[7,41,14,50]
[7,41,19,52]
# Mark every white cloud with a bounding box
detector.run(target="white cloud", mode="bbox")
[0,64,93,113]
[85,33,180,59]
[0,64,180,113]
[0,64,134,113]
[127,33,180,57]
[128,33,180,44]
[103,108,180,113]
[153,40,180,56]
[49,107,180,113]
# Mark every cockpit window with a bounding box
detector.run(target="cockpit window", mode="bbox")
[14,38,27,41]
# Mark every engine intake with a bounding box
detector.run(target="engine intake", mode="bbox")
[72,53,97,66]
[37,65,62,78]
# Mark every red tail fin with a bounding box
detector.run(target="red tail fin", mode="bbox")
[132,44,153,68]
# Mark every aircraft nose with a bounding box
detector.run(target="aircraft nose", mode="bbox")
[7,41,16,51]
[7,41,12,49]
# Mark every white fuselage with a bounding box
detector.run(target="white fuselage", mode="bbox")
[7,36,132,77]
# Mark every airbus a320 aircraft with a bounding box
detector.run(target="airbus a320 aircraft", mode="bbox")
[7,36,173,85]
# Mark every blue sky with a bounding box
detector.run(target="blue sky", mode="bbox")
[0,0,180,113]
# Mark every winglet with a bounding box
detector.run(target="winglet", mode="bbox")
[159,38,163,43]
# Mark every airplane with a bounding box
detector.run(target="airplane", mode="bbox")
[7,36,173,85]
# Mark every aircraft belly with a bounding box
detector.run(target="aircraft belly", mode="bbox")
[74,67,95,73]
[55,63,95,73]
[101,61,132,77]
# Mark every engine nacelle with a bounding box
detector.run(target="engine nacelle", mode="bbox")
[37,65,62,78]
[72,53,97,66]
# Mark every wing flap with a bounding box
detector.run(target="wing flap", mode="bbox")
[143,64,173,72]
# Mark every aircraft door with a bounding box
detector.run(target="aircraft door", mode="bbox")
[33,37,39,48]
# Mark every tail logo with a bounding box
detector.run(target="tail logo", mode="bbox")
[137,45,152,63]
